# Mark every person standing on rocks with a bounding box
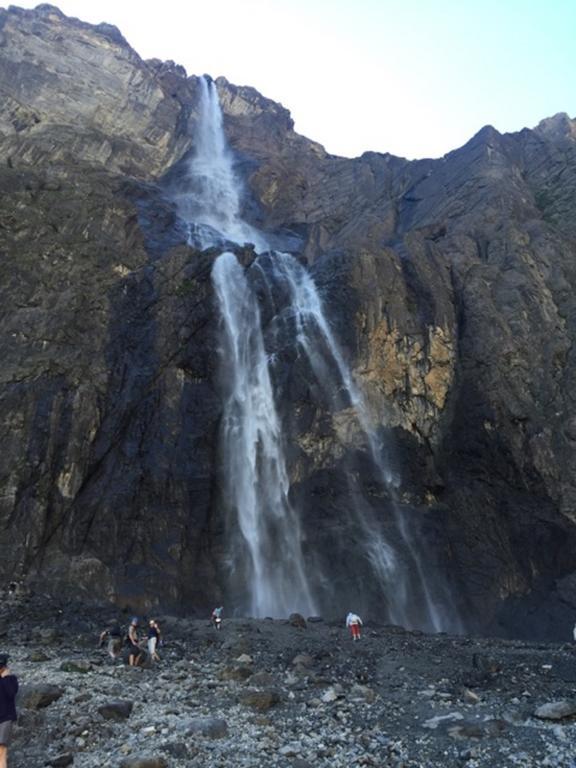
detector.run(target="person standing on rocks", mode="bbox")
[211,606,223,630]
[346,612,363,641]
[126,617,144,667]
[0,653,18,768]
[147,619,161,662]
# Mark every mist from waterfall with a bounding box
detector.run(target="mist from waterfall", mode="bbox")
[179,75,457,629]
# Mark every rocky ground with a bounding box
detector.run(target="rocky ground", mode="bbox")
[2,591,576,767]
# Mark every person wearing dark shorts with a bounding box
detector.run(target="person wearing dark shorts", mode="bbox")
[0,653,18,768]
[126,618,144,667]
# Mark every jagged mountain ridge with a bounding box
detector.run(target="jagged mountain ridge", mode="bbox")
[1,4,576,638]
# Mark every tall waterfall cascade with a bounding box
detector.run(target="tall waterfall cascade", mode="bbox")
[173,76,268,253]
[176,75,457,628]
[212,252,317,618]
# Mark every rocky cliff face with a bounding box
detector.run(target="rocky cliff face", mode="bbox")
[1,4,576,639]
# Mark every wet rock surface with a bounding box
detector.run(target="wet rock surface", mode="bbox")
[0,5,576,636]
[4,596,576,768]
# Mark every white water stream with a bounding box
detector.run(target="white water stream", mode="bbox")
[173,76,267,252]
[262,253,452,630]
[212,252,316,617]
[176,75,455,628]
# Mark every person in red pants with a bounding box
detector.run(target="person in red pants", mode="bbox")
[346,612,363,641]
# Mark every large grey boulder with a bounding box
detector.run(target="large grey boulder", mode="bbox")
[186,717,229,738]
[97,700,134,721]
[119,758,168,768]
[19,684,64,710]
[534,701,576,720]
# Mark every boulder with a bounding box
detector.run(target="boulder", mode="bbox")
[47,755,74,767]
[119,759,168,768]
[534,701,576,720]
[28,651,50,663]
[98,700,134,721]
[186,717,228,738]
[160,742,190,759]
[219,665,253,682]
[239,689,281,711]
[19,684,64,710]
[250,671,275,687]
[60,660,91,674]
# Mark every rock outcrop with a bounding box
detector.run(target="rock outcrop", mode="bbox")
[1,4,576,638]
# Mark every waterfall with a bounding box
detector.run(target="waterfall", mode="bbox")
[177,75,457,629]
[177,77,315,616]
[261,253,454,631]
[212,252,316,617]
[173,76,267,252]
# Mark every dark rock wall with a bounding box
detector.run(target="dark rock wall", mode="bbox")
[1,5,576,636]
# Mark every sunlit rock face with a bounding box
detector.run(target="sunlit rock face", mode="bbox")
[0,5,200,175]
[1,4,576,638]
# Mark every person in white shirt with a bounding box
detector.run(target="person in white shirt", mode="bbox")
[346,612,363,641]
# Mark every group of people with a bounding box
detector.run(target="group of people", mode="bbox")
[0,606,363,766]
[100,610,362,665]
[99,608,225,667]
[99,617,162,667]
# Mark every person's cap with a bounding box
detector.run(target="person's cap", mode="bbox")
[131,617,139,625]
[0,653,9,667]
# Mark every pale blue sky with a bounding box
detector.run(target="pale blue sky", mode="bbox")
[10,0,576,158]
